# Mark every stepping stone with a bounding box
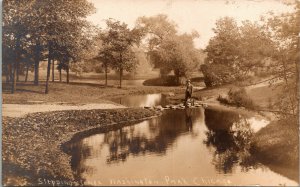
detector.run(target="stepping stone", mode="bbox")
[202,103,208,108]
[154,106,164,111]
[167,92,175,97]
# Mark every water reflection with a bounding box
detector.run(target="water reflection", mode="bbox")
[185,108,193,132]
[64,108,298,186]
[204,109,260,174]
[112,94,168,107]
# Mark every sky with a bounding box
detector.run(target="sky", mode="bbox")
[87,0,295,49]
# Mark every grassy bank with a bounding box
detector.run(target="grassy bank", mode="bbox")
[3,108,161,186]
[251,118,299,166]
[250,118,299,182]
[3,82,183,104]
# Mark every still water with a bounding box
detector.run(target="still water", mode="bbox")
[111,94,168,107]
[64,95,298,186]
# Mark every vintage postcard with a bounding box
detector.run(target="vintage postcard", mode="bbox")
[2,0,299,186]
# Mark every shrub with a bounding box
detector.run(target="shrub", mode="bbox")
[200,63,236,87]
[143,75,179,86]
[217,87,256,109]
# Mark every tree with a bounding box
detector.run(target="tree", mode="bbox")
[202,17,274,86]
[95,46,113,86]
[263,1,300,117]
[3,0,35,93]
[137,15,202,84]
[30,0,95,93]
[149,33,201,84]
[203,17,241,86]
[136,14,177,77]
[102,19,142,88]
[136,14,178,50]
[3,0,95,93]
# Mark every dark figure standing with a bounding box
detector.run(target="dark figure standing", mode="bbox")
[184,79,193,106]
[185,108,193,131]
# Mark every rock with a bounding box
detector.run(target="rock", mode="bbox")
[170,105,176,109]
[144,106,151,109]
[154,105,164,111]
[167,92,175,97]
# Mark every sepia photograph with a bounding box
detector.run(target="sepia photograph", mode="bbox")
[2,0,299,186]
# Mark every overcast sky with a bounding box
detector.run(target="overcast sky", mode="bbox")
[87,0,294,49]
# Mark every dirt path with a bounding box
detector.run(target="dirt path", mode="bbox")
[2,103,126,118]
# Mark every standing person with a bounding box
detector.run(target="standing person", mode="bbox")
[185,79,193,106]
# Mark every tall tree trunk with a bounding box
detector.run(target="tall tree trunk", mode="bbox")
[5,63,10,83]
[45,43,52,94]
[119,53,123,88]
[16,63,20,82]
[119,68,123,88]
[59,68,62,82]
[11,36,20,94]
[11,62,17,94]
[34,41,40,85]
[296,37,300,123]
[66,64,69,84]
[34,60,39,85]
[52,60,55,82]
[9,66,13,84]
[105,65,108,86]
[25,65,29,82]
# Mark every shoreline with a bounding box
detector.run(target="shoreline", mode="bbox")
[3,107,162,186]
[2,82,298,186]
[3,99,298,186]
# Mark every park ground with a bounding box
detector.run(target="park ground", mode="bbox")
[2,73,299,185]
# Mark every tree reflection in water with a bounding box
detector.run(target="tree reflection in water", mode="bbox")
[204,108,261,174]
[104,108,202,164]
[66,107,265,184]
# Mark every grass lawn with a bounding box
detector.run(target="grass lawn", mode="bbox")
[2,81,184,104]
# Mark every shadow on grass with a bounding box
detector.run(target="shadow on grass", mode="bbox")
[3,161,36,186]
[2,82,45,94]
[250,118,299,183]
[190,77,204,82]
[2,81,117,95]
[58,81,114,88]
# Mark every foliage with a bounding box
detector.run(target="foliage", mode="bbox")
[3,0,96,92]
[217,87,255,109]
[100,19,142,88]
[143,75,179,86]
[137,15,203,84]
[203,17,274,86]
[263,1,300,117]
[201,63,236,87]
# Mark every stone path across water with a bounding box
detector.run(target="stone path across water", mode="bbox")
[144,101,208,111]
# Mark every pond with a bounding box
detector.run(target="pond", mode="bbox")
[64,95,298,186]
[111,94,168,108]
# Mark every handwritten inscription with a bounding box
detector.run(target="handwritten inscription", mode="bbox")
[38,176,232,186]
